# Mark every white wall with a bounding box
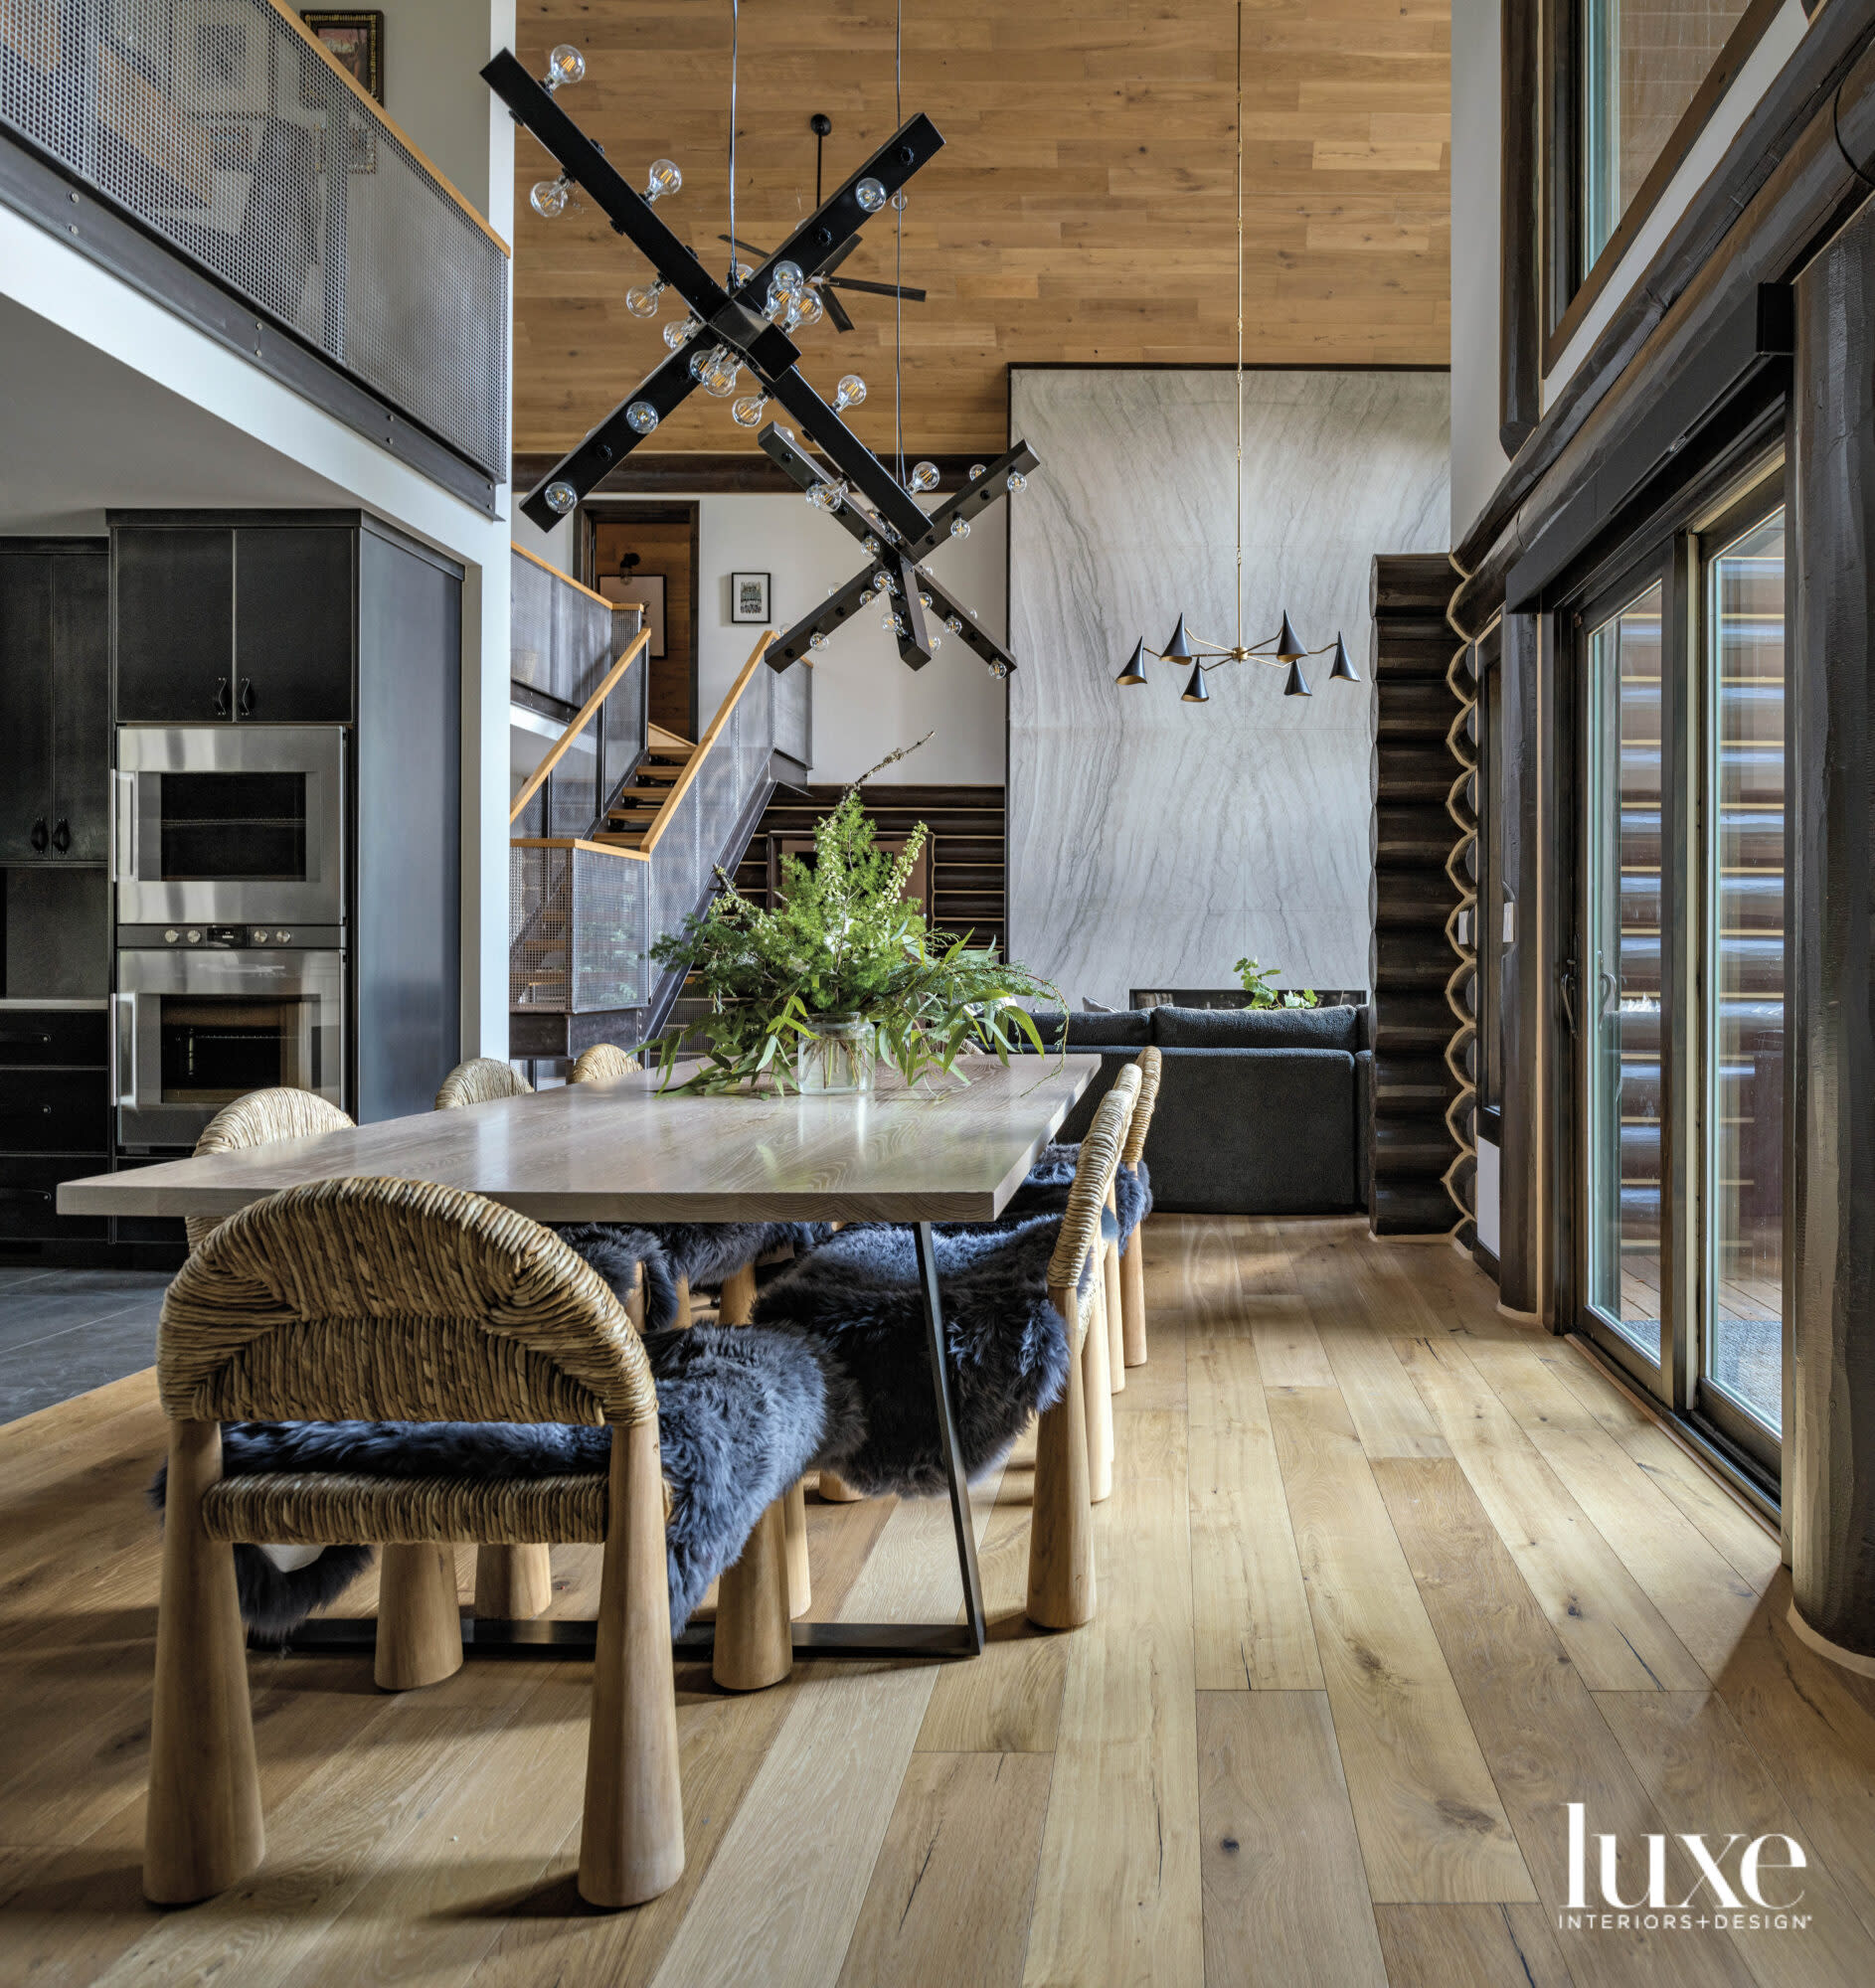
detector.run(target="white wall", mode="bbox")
[1450,0,1509,545]
[375,0,504,211]
[514,488,1011,785]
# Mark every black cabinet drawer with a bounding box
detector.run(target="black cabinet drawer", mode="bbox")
[0,1068,110,1151]
[0,1156,109,1241]
[0,1009,107,1068]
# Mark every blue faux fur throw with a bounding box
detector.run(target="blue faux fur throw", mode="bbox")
[151,1322,857,1642]
[552,1222,835,1331]
[753,1216,1081,1498]
[1003,1146,1152,1249]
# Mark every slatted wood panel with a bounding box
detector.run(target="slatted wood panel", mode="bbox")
[1369,554,1463,1233]
[734,783,1007,955]
[509,1,1452,456]
[15,1220,1872,1988]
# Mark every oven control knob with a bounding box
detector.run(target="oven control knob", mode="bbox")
[185,928,201,943]
[276,929,290,943]
[253,929,267,945]
[164,928,178,944]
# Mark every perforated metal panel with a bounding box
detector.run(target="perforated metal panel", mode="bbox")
[2,0,507,476]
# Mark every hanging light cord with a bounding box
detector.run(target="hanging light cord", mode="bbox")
[727,0,739,289]
[895,0,906,488]
[1234,0,1244,657]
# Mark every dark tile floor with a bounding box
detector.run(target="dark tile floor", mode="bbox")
[0,1267,171,1423]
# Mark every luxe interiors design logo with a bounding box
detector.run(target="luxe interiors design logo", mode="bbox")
[1560,1804,1812,1932]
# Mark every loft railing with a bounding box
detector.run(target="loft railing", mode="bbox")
[0,0,509,477]
[509,630,813,1023]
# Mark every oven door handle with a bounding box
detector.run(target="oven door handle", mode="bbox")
[114,993,137,1108]
[112,772,137,883]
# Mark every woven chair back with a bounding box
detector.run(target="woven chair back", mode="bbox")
[571,1044,642,1084]
[158,1176,655,1429]
[435,1059,533,1110]
[185,1087,355,1252]
[1046,1064,1141,1295]
[1120,1046,1162,1167]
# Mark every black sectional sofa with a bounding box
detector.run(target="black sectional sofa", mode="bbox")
[1030,1004,1374,1216]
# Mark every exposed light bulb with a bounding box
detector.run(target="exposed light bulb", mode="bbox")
[544,481,578,515]
[910,461,939,493]
[989,659,1009,680]
[881,612,898,631]
[918,591,933,609]
[730,394,767,428]
[543,44,585,90]
[1006,470,1027,494]
[862,536,880,556]
[949,517,971,540]
[623,280,663,318]
[689,343,728,385]
[929,630,942,649]
[833,373,867,413]
[731,261,754,285]
[796,290,825,326]
[529,177,570,220]
[663,313,701,350]
[855,177,888,212]
[968,463,986,480]
[625,401,659,435]
[809,630,828,650]
[771,259,806,297]
[945,614,963,633]
[642,158,682,203]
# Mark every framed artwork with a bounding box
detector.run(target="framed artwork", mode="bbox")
[599,574,668,660]
[181,0,270,114]
[299,10,384,104]
[731,571,771,624]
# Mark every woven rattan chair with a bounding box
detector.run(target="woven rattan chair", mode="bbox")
[433,1060,551,1618]
[434,1058,532,1110]
[143,1176,683,1910]
[184,1088,354,1253]
[1076,1067,1139,1504]
[1028,1067,1140,1628]
[570,1043,641,1083]
[1115,1046,1162,1369]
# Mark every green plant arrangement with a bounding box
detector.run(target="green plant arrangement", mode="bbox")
[645,784,1059,1094]
[1233,956,1318,1009]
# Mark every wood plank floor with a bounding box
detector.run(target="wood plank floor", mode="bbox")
[4,1216,1872,1987]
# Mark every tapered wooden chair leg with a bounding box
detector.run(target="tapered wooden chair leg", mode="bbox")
[782,1478,811,1617]
[713,1497,793,1691]
[1120,1233,1148,1367]
[144,1421,264,1905]
[582,1419,685,1907]
[375,1544,464,1691]
[1083,1282,1114,1503]
[718,1261,758,1326]
[817,1468,864,1503]
[474,1543,553,1620]
[1104,1235,1125,1393]
[1028,1298,1095,1628]
[673,1273,692,1326]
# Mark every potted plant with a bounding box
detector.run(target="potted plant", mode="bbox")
[645,785,1057,1094]
[1233,957,1319,1010]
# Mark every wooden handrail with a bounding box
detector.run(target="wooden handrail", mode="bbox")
[262,0,512,257]
[637,633,775,857]
[508,625,652,825]
[512,542,623,611]
[510,837,650,864]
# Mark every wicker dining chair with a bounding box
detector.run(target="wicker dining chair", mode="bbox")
[570,1043,641,1084]
[433,1059,551,1618]
[1077,1066,1139,1505]
[143,1176,684,1911]
[434,1057,532,1110]
[184,1087,355,1253]
[1115,1046,1162,1370]
[1028,1068,1140,1628]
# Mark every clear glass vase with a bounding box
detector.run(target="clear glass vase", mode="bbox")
[795,1014,877,1095]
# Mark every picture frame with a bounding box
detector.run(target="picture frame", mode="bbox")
[299,10,384,105]
[599,574,668,660]
[731,571,771,625]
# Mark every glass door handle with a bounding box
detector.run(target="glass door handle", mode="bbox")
[1558,959,1579,1037]
[114,994,137,1108]
[1599,967,1619,1017]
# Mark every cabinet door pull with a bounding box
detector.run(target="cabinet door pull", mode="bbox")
[0,1189,54,1205]
[51,818,70,853]
[29,816,48,852]
[0,1031,54,1046]
[237,677,255,718]
[214,677,231,718]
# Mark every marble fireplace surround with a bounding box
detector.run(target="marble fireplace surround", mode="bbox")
[1007,366,1450,1011]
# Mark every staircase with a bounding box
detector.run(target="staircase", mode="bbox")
[590,727,698,850]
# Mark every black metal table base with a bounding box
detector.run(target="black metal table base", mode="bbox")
[254,1224,988,1671]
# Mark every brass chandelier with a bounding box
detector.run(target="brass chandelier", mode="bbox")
[1115,0,1359,707]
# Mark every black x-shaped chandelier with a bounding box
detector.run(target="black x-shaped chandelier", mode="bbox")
[482,44,1036,676]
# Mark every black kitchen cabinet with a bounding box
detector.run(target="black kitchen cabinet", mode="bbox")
[0,1006,109,1247]
[111,519,354,725]
[0,542,109,866]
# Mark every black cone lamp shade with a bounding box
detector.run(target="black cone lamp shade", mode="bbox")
[1327,631,1358,683]
[1161,613,1197,660]
[1115,639,1150,687]
[1181,660,1210,703]
[1275,610,1305,662]
[1282,657,1311,697]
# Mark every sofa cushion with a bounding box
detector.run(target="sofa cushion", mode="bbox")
[1028,1006,1152,1050]
[1152,1003,1358,1051]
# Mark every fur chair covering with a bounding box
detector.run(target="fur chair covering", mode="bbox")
[1003,1145,1151,1249]
[150,1322,858,1642]
[753,1216,1085,1498]
[553,1223,834,1330]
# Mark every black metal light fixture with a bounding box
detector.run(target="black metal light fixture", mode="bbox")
[484,28,1034,676]
[1114,2,1361,707]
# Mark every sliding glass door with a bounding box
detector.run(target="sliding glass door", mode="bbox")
[1572,471,1785,1482]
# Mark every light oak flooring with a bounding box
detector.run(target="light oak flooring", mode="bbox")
[4,1216,1873,1987]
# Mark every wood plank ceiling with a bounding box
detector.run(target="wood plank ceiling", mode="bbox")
[511,0,1450,458]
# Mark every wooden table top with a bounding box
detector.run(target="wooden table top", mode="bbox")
[58,1056,1101,1226]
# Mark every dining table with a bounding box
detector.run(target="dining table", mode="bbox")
[58,1052,1101,1666]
